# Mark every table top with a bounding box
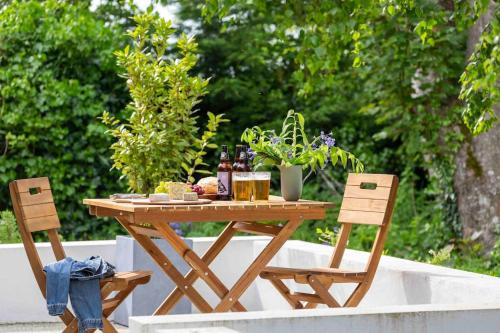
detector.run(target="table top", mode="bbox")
[83,195,333,212]
[83,196,334,223]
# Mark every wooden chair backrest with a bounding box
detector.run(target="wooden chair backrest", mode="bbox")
[9,177,67,298]
[329,173,399,282]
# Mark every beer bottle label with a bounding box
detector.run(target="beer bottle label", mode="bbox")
[217,171,230,195]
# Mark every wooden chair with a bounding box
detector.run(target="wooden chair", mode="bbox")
[259,173,398,309]
[9,177,152,333]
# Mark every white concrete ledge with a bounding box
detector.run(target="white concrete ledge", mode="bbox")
[2,236,500,331]
[156,328,240,333]
[130,303,500,333]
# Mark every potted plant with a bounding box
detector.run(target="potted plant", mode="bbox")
[241,110,364,201]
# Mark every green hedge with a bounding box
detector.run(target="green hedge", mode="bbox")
[0,0,131,240]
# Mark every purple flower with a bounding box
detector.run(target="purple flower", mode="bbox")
[247,147,256,160]
[311,143,318,150]
[287,151,293,159]
[170,222,183,237]
[326,137,336,148]
[320,131,336,148]
[270,136,281,144]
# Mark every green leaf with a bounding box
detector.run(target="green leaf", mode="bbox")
[353,57,362,67]
[181,162,190,173]
[338,150,347,168]
[387,5,395,16]
[297,113,305,129]
[195,169,213,175]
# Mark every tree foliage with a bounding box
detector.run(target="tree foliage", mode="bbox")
[102,11,227,193]
[459,4,499,135]
[0,0,132,239]
[201,0,498,135]
[164,0,499,267]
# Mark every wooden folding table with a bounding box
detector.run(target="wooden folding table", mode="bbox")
[83,197,333,314]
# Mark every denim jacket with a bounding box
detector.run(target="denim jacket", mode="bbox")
[44,256,115,333]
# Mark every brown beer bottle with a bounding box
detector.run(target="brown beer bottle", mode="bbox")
[217,145,232,200]
[242,145,252,171]
[233,145,243,170]
[235,145,252,172]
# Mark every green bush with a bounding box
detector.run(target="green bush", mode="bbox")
[103,12,226,192]
[0,0,132,240]
[0,210,21,244]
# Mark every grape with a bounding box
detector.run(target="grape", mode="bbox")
[190,184,205,195]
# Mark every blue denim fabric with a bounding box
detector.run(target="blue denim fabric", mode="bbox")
[44,256,115,333]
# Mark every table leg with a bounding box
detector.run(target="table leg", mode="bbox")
[152,220,247,313]
[115,217,213,313]
[213,218,302,312]
[155,221,238,315]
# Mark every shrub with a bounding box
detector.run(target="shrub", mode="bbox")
[0,210,21,244]
[0,0,132,240]
[103,12,226,193]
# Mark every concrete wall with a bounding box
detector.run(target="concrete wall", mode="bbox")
[0,240,116,323]
[0,236,270,323]
[157,328,239,333]
[254,240,500,310]
[129,304,500,333]
[127,238,500,333]
[114,236,193,325]
[2,236,500,328]
[188,236,271,313]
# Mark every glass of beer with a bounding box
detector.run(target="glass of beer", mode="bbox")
[252,172,271,201]
[232,172,252,201]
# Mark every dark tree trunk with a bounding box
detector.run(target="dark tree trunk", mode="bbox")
[454,2,500,251]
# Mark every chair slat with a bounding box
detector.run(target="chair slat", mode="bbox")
[15,177,51,193]
[338,209,385,225]
[22,202,58,220]
[18,190,54,206]
[25,215,60,232]
[346,174,394,187]
[340,198,388,213]
[343,185,391,200]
